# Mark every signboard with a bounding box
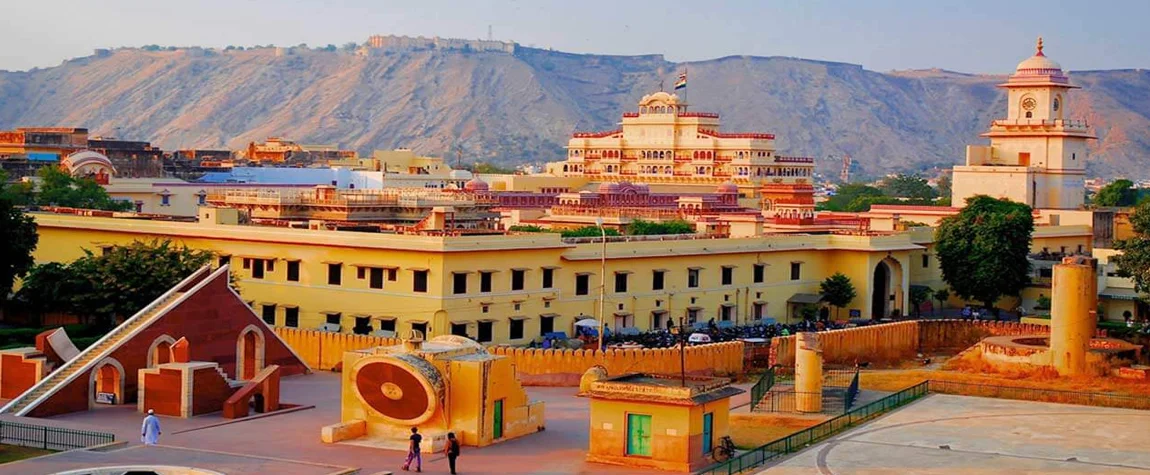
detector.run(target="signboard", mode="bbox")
[95,392,116,404]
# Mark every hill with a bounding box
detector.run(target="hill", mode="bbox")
[1,46,1147,179]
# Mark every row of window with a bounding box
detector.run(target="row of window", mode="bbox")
[234,258,801,295]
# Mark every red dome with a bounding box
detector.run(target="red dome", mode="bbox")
[463,178,489,192]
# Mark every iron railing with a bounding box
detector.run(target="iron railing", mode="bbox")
[748,366,776,411]
[696,382,929,475]
[844,370,861,411]
[0,420,115,451]
[927,380,1150,410]
[755,390,832,414]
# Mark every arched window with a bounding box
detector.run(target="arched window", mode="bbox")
[1025,111,1032,118]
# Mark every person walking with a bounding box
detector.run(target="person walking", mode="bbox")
[141,409,161,446]
[444,431,461,474]
[403,427,422,472]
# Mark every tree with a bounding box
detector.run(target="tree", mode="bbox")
[909,286,932,317]
[0,189,38,303]
[1113,200,1150,293]
[935,174,952,201]
[18,240,212,327]
[820,183,883,212]
[34,166,132,211]
[819,272,857,319]
[560,226,621,238]
[879,174,937,200]
[932,287,950,316]
[0,170,33,205]
[627,219,694,235]
[471,162,515,174]
[1093,179,1139,207]
[935,196,1034,311]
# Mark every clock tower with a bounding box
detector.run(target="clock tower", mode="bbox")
[952,37,1096,210]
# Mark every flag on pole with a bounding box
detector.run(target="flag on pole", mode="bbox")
[674,72,687,90]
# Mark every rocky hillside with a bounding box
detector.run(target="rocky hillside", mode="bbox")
[0,46,1147,179]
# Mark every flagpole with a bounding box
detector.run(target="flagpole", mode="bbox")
[683,66,687,105]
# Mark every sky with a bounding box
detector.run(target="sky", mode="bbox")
[2,0,1147,73]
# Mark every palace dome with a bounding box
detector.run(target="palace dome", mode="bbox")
[1014,37,1063,75]
[717,181,739,194]
[463,177,488,192]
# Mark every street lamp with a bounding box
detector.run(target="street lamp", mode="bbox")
[596,216,607,351]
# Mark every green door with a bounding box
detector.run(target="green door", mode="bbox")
[626,414,652,456]
[493,399,504,439]
[702,412,714,455]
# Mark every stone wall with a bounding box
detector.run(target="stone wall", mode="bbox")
[273,328,400,371]
[488,342,744,386]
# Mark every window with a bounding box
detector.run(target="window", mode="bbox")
[790,262,801,281]
[576,274,591,296]
[753,302,765,319]
[325,313,341,325]
[720,305,734,321]
[379,319,396,332]
[478,321,494,342]
[369,268,384,289]
[687,308,700,324]
[753,264,765,283]
[615,272,629,293]
[652,270,665,290]
[540,315,555,335]
[197,193,206,205]
[511,269,525,291]
[218,255,230,268]
[354,316,371,335]
[287,261,300,282]
[721,266,734,286]
[261,304,276,325]
[480,271,493,293]
[387,268,398,281]
[542,268,554,289]
[509,319,525,340]
[688,269,700,288]
[453,273,468,295]
[412,322,428,337]
[327,263,342,286]
[413,270,428,293]
[251,259,265,279]
[482,305,490,313]
[451,323,468,337]
[284,307,299,328]
[243,258,251,270]
[922,254,930,269]
[357,267,366,279]
[161,194,170,206]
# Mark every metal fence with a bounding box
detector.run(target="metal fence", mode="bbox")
[748,366,776,411]
[696,382,929,475]
[755,390,834,414]
[0,420,115,451]
[927,380,1150,410]
[844,371,861,411]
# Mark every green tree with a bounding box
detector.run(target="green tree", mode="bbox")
[936,196,1034,312]
[0,170,33,205]
[1113,200,1150,293]
[879,174,938,200]
[627,219,695,235]
[820,183,883,212]
[0,189,38,303]
[1093,179,1139,207]
[508,225,548,233]
[560,226,621,238]
[818,272,857,318]
[15,262,72,315]
[910,286,932,317]
[34,166,132,211]
[471,162,515,174]
[935,174,952,201]
[932,287,950,315]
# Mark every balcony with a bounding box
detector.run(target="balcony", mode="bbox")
[775,156,815,164]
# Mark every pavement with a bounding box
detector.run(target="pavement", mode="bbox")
[761,393,1150,474]
[4,371,752,475]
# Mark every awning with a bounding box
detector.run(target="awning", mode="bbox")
[1100,287,1141,301]
[787,293,824,304]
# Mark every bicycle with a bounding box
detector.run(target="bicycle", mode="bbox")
[712,435,737,462]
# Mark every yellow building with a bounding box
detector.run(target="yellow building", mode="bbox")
[31,210,928,343]
[322,334,544,450]
[952,37,1095,210]
[582,373,743,472]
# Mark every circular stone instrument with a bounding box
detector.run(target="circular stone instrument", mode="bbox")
[351,353,445,425]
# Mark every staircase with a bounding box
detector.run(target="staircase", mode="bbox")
[1,291,187,416]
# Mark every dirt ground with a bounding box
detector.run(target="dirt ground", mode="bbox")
[0,445,53,464]
[728,413,828,449]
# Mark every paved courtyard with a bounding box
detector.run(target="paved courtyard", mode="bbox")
[0,371,753,474]
[763,393,1150,474]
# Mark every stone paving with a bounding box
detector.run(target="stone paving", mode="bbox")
[1,371,754,474]
[762,394,1150,474]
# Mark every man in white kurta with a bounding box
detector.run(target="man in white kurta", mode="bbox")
[141,409,161,445]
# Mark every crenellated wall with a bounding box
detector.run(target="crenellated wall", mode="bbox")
[769,320,1104,367]
[273,328,401,371]
[488,341,744,386]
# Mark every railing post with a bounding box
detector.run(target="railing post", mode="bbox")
[43,426,48,450]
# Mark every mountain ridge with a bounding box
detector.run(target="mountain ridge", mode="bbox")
[1,45,1148,179]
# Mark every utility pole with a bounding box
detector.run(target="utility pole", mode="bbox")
[678,317,687,387]
[596,216,607,352]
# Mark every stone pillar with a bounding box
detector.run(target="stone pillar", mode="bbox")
[1050,257,1097,376]
[794,332,823,413]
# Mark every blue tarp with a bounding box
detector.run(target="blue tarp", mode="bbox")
[27,152,59,162]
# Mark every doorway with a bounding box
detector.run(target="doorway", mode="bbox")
[493,399,504,439]
[702,412,714,455]
[872,262,889,319]
[626,413,652,456]
[90,358,125,407]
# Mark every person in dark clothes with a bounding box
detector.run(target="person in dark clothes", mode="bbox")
[444,431,461,474]
[403,427,422,472]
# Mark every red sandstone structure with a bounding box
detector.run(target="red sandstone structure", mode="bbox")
[0,265,309,418]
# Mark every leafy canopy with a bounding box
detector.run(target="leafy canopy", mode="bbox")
[0,173,39,301]
[559,226,621,238]
[627,219,694,235]
[1112,200,1150,293]
[879,174,938,200]
[935,195,1034,307]
[819,272,857,318]
[910,286,932,317]
[1093,179,1140,207]
[35,166,132,211]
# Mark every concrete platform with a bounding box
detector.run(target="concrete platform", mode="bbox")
[762,393,1150,474]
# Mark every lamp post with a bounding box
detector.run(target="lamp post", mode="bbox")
[596,217,607,351]
[671,316,687,387]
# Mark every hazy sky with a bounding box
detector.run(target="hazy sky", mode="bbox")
[3,0,1147,73]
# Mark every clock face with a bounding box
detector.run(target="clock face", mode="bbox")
[1022,98,1038,111]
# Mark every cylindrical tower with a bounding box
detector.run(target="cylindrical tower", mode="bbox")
[794,332,823,413]
[1049,256,1097,376]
